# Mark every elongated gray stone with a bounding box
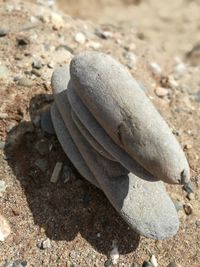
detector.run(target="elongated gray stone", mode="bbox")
[70,52,190,184]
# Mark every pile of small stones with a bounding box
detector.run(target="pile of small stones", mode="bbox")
[48,51,190,240]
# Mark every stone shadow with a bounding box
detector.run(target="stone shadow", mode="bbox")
[4,93,140,255]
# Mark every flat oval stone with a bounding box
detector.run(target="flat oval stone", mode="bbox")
[70,52,190,184]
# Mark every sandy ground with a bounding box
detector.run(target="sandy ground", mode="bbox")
[0,0,200,266]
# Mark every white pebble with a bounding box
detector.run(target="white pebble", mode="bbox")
[149,62,162,75]
[102,31,113,39]
[50,12,64,29]
[110,240,119,265]
[86,41,102,50]
[0,180,7,193]
[75,32,86,44]
[150,254,158,267]
[0,215,11,242]
[175,62,186,75]
[41,238,51,249]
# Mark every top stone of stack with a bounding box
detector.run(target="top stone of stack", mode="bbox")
[69,52,190,185]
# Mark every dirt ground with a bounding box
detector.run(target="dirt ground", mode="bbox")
[0,0,200,266]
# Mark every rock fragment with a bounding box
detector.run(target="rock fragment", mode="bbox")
[18,77,34,87]
[50,162,63,183]
[39,238,51,249]
[150,255,158,267]
[74,32,86,44]
[0,27,8,37]
[183,203,193,215]
[110,240,119,265]
[0,215,11,242]
[0,180,7,193]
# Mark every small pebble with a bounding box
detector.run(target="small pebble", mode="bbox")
[110,240,119,265]
[150,255,158,267]
[34,159,49,172]
[0,141,6,150]
[104,259,112,267]
[86,41,102,50]
[155,87,169,97]
[183,203,193,215]
[47,62,54,69]
[50,12,64,30]
[149,62,162,76]
[35,140,49,156]
[39,238,51,249]
[0,27,8,37]
[50,162,63,183]
[195,220,200,227]
[124,51,137,69]
[32,60,43,69]
[0,215,11,241]
[75,32,86,44]
[187,192,195,201]
[102,31,113,39]
[0,65,9,79]
[31,69,41,77]
[12,260,27,267]
[175,62,186,76]
[70,250,78,260]
[142,261,153,267]
[16,36,30,46]
[0,180,7,193]
[61,165,75,183]
[0,113,9,119]
[183,181,194,194]
[18,77,34,87]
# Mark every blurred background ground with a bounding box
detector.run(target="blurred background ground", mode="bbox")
[0,0,200,266]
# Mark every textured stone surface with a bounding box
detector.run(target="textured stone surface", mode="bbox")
[50,61,180,240]
[70,52,190,185]
[67,87,157,182]
[51,103,99,188]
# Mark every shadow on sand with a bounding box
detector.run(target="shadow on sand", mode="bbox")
[4,93,140,255]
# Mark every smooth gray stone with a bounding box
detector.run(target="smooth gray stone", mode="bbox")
[51,102,99,188]
[71,109,116,161]
[70,52,190,185]
[67,86,158,182]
